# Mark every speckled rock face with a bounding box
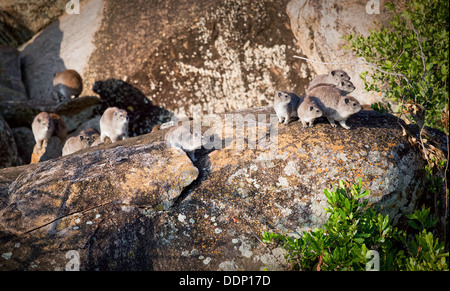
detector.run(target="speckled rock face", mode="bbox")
[16,0,310,121]
[286,0,405,105]
[0,106,431,271]
[151,107,428,270]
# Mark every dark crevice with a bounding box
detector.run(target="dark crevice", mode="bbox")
[172,146,214,207]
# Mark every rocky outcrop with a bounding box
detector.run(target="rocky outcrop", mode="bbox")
[0,45,27,101]
[0,115,19,169]
[16,0,311,119]
[0,107,433,270]
[0,0,68,47]
[286,0,405,105]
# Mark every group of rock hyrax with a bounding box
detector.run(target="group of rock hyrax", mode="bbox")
[274,69,362,130]
[31,68,362,161]
[32,69,130,157]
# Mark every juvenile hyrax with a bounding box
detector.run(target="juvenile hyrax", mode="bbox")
[307,69,351,91]
[100,107,129,143]
[165,125,203,162]
[307,79,355,96]
[32,112,55,150]
[62,132,97,156]
[297,96,323,128]
[273,91,300,125]
[53,69,83,101]
[308,86,362,130]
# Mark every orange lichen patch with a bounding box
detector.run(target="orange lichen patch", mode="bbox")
[210,150,239,169]
[315,167,328,174]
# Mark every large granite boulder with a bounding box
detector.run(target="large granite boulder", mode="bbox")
[286,0,405,105]
[0,107,435,270]
[17,0,311,120]
[0,0,68,47]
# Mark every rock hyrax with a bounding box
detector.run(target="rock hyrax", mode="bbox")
[307,69,351,91]
[273,91,300,125]
[100,107,129,143]
[165,125,203,162]
[62,133,96,156]
[307,79,355,96]
[53,69,83,101]
[297,95,323,128]
[308,86,362,130]
[32,112,55,151]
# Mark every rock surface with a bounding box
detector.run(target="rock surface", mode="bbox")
[286,0,405,105]
[0,115,19,169]
[0,0,68,47]
[0,107,432,270]
[0,45,27,101]
[16,0,311,119]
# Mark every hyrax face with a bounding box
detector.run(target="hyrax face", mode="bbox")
[33,112,53,132]
[113,109,129,126]
[305,103,323,119]
[331,69,351,81]
[340,96,362,116]
[336,80,355,94]
[274,91,292,104]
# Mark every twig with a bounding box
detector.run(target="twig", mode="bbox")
[411,22,427,79]
[293,55,414,88]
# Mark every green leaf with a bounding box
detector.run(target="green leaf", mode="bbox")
[408,220,421,230]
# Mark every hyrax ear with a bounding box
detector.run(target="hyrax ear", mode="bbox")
[277,92,283,97]
[341,81,345,86]
[79,135,84,140]
[345,98,350,104]
[309,106,314,111]
[331,70,336,76]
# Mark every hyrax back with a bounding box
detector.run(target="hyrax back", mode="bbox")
[62,133,94,156]
[100,107,129,143]
[308,86,362,130]
[297,96,323,128]
[307,79,355,96]
[307,69,351,91]
[273,91,300,125]
[53,69,83,101]
[32,112,55,150]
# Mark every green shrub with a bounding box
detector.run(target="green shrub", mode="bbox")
[261,179,449,271]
